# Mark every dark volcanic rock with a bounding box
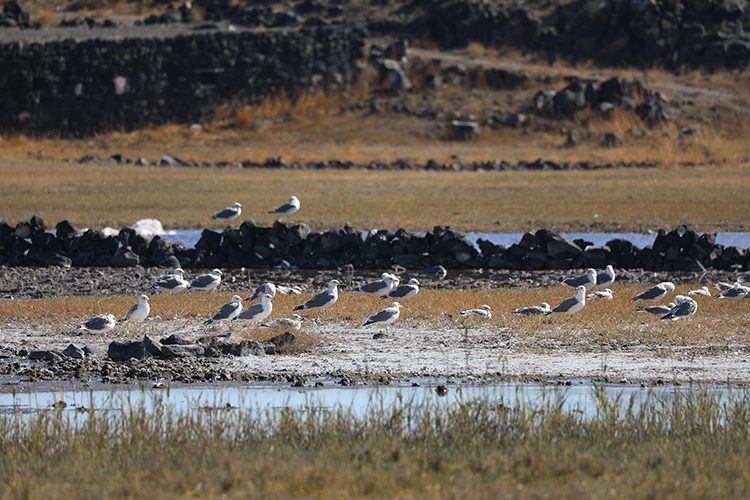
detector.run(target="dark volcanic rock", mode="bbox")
[108,340,148,361]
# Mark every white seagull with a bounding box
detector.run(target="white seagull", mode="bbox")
[247,282,277,302]
[715,281,740,292]
[514,303,551,315]
[235,293,274,325]
[124,294,150,322]
[561,268,597,289]
[277,285,302,295]
[354,273,396,296]
[154,268,189,293]
[294,279,340,312]
[364,302,402,331]
[595,265,616,288]
[189,269,222,292]
[460,305,492,318]
[212,202,242,221]
[638,303,676,316]
[688,286,711,297]
[717,284,750,300]
[205,295,243,325]
[269,196,300,216]
[80,314,116,333]
[631,282,675,302]
[271,314,304,330]
[587,288,613,300]
[385,278,419,300]
[661,295,698,321]
[423,265,447,280]
[547,286,586,315]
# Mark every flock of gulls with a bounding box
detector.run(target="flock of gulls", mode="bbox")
[75,195,750,334]
[78,263,750,334]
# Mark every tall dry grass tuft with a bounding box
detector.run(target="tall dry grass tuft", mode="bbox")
[1,387,750,497]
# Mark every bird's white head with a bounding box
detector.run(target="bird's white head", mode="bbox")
[140,294,150,302]
[480,305,492,311]
[540,302,551,309]
[604,288,613,293]
[289,196,300,205]
[606,265,614,273]
[211,269,223,276]
[174,268,184,276]
[231,295,242,303]
[675,295,691,304]
[586,268,597,276]
[577,286,587,295]
[328,279,340,289]
[380,272,391,279]
[106,314,116,322]
[261,293,273,303]
[390,302,402,309]
[232,202,242,209]
[408,278,420,285]
[663,282,676,291]
[289,314,303,321]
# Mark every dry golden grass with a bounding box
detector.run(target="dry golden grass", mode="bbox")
[0,160,748,232]
[2,286,748,349]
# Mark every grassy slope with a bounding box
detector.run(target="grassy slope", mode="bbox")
[0,160,748,232]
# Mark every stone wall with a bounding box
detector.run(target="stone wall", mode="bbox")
[1,216,747,272]
[0,24,364,136]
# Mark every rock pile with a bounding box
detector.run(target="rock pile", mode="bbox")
[0,24,364,136]
[71,154,660,172]
[410,0,750,69]
[1,216,747,271]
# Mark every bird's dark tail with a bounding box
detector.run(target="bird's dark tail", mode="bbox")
[293,305,304,311]
[203,318,213,325]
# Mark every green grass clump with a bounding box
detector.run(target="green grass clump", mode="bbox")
[1,387,750,498]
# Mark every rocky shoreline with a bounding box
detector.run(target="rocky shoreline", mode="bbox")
[0,265,742,299]
[2,216,748,272]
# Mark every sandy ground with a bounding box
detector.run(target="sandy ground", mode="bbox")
[2,318,750,385]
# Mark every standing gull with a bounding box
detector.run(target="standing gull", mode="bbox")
[205,295,243,325]
[212,202,242,221]
[595,265,616,289]
[154,268,190,293]
[247,282,277,302]
[364,302,402,331]
[294,279,340,312]
[688,286,711,297]
[631,282,675,302]
[717,285,750,300]
[561,268,597,290]
[547,286,586,315]
[587,288,613,300]
[385,278,420,300]
[269,196,300,216]
[661,295,698,321]
[514,303,551,315]
[80,314,116,334]
[124,294,150,322]
[235,293,274,325]
[189,269,222,292]
[354,273,396,296]
[460,305,492,318]
[638,303,676,316]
